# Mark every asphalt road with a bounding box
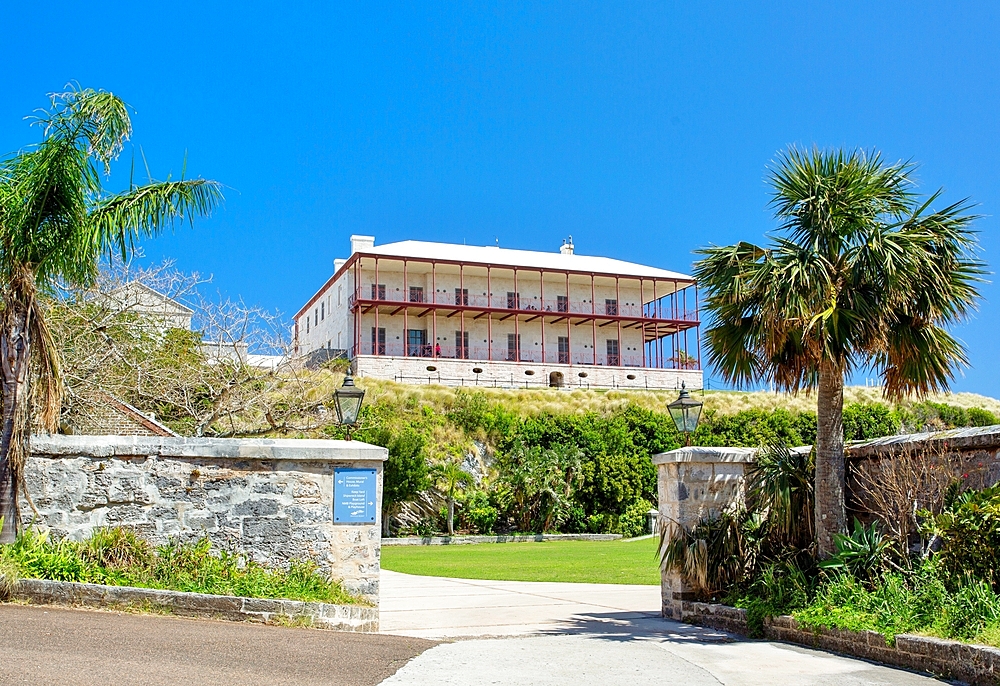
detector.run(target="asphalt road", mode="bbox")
[0,604,435,686]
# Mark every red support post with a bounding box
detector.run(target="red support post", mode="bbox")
[374,256,379,356]
[591,274,597,365]
[403,259,408,357]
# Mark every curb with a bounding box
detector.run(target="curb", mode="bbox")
[382,533,622,546]
[681,601,1000,685]
[10,578,378,632]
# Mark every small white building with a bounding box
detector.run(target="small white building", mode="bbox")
[294,236,702,390]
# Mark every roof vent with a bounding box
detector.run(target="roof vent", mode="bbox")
[560,236,574,255]
[333,258,347,272]
[350,235,375,254]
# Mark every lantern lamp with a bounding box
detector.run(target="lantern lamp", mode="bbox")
[667,381,703,446]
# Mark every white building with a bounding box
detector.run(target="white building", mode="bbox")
[294,235,702,390]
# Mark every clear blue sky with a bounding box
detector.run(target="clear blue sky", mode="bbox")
[3,2,998,395]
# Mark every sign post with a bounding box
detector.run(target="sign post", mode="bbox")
[334,468,378,524]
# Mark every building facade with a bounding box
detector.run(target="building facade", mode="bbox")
[294,236,702,390]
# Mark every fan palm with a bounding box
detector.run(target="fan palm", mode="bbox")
[430,452,474,536]
[693,147,984,557]
[0,88,222,542]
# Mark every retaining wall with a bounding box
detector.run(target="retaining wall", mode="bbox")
[682,601,1000,685]
[22,435,387,603]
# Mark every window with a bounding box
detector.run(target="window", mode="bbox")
[305,317,309,334]
[409,286,424,303]
[314,309,318,326]
[455,288,469,306]
[558,336,570,364]
[321,302,325,321]
[455,331,469,359]
[506,292,520,309]
[606,339,620,366]
[407,329,427,356]
[605,299,618,316]
[337,286,342,306]
[371,327,385,355]
[507,333,520,361]
[371,284,386,300]
[557,295,568,313]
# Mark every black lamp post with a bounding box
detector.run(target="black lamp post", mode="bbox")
[333,370,366,440]
[668,381,703,446]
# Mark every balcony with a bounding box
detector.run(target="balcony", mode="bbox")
[349,289,698,322]
[353,341,698,369]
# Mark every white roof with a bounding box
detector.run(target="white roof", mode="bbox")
[362,240,692,280]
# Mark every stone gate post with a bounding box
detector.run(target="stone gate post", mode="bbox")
[653,446,755,620]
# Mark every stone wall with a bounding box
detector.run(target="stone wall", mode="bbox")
[22,435,387,603]
[682,601,1000,685]
[355,354,703,391]
[653,446,755,619]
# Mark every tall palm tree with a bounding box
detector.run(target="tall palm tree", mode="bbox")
[693,147,983,557]
[0,88,222,542]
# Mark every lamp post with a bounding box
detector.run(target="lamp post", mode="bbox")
[667,381,703,446]
[333,370,366,440]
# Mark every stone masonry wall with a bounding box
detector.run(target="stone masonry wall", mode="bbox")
[355,354,703,391]
[21,435,387,602]
[653,446,755,619]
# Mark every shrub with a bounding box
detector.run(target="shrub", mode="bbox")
[617,499,654,538]
[0,528,360,604]
[967,407,999,427]
[921,483,1000,590]
[463,491,498,534]
[818,518,894,584]
[843,403,899,441]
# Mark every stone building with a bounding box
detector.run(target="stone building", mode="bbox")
[294,235,702,390]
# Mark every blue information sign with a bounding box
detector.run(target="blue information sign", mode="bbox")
[334,468,377,524]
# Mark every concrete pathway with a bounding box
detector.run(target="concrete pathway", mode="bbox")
[380,569,661,639]
[378,571,941,685]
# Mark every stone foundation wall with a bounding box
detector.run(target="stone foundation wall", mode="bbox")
[355,354,702,391]
[682,601,1000,685]
[22,435,387,603]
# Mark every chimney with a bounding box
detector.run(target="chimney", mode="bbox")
[350,235,375,254]
[333,258,347,273]
[559,236,574,255]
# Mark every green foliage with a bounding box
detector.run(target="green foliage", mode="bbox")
[819,518,894,584]
[745,443,814,550]
[843,403,900,441]
[617,498,653,538]
[796,563,1000,645]
[495,442,584,533]
[695,408,816,448]
[358,426,430,511]
[0,528,361,604]
[462,491,498,535]
[920,483,1000,590]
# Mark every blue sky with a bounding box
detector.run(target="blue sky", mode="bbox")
[3,2,999,395]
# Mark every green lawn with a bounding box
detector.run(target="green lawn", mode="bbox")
[380,536,661,585]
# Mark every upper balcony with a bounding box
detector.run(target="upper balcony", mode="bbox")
[348,287,699,328]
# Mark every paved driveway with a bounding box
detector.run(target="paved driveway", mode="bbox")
[379,571,942,686]
[0,603,432,686]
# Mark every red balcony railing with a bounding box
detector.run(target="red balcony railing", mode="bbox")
[349,289,698,322]
[352,341,698,369]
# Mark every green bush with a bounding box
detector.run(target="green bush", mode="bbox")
[617,499,654,538]
[463,491,498,534]
[0,528,362,604]
[843,403,899,441]
[967,407,999,427]
[819,518,894,584]
[921,483,1000,590]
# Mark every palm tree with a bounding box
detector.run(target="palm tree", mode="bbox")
[0,88,222,543]
[431,453,473,536]
[693,147,983,557]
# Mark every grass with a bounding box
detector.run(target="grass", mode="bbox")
[0,527,365,605]
[381,536,661,585]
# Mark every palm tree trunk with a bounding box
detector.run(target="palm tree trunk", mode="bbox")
[447,496,455,536]
[815,359,846,557]
[0,299,31,544]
